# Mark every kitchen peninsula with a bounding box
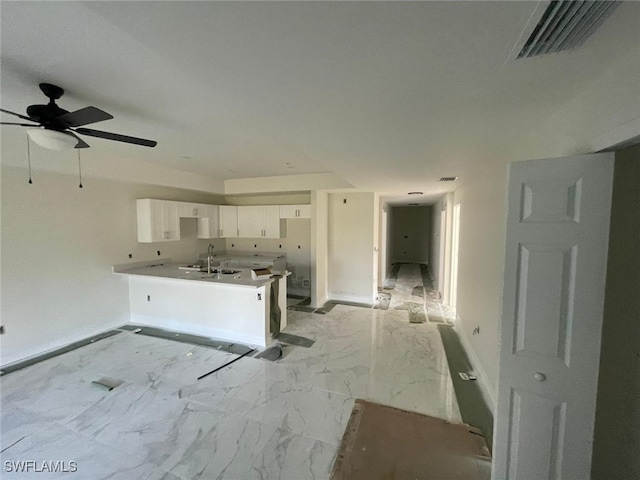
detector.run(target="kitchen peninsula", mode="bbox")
[114,260,288,347]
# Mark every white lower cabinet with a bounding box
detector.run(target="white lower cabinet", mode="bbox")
[137,199,180,242]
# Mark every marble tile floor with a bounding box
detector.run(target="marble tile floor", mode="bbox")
[1,298,461,479]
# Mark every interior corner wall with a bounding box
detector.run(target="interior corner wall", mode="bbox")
[451,163,508,399]
[310,190,328,308]
[328,192,376,305]
[591,144,640,479]
[0,165,224,366]
[389,206,431,264]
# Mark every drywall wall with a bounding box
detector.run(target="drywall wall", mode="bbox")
[591,145,640,479]
[450,164,508,398]
[223,193,312,296]
[0,165,224,365]
[224,172,354,194]
[310,190,329,308]
[389,206,431,264]
[328,192,377,305]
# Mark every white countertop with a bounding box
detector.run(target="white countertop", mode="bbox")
[113,260,288,288]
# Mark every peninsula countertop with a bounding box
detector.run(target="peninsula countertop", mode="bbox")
[113,259,288,289]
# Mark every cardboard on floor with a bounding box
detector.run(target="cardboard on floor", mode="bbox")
[331,399,491,480]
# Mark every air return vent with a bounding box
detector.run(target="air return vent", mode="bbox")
[518,0,621,58]
[439,176,458,182]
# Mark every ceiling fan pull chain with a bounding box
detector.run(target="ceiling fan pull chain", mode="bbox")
[26,133,33,184]
[78,150,83,189]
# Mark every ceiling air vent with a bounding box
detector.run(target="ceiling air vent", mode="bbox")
[439,176,458,182]
[518,0,621,58]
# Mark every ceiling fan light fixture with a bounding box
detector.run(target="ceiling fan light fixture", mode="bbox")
[27,128,77,151]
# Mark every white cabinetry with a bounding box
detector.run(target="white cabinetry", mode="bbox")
[179,203,206,218]
[238,205,283,238]
[196,205,220,239]
[137,199,180,242]
[219,205,238,238]
[279,204,311,219]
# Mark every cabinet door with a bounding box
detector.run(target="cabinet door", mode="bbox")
[237,206,262,237]
[179,202,206,218]
[219,205,238,238]
[160,201,180,240]
[279,205,297,219]
[279,204,311,219]
[263,206,282,238]
[197,205,220,239]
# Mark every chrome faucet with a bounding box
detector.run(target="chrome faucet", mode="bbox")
[207,244,215,274]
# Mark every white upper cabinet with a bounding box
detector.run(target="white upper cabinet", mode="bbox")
[179,203,206,218]
[196,205,220,239]
[238,205,284,238]
[137,200,300,242]
[219,205,238,238]
[279,204,311,219]
[137,199,180,242]
[263,205,282,238]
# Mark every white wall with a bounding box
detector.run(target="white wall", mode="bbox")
[327,192,377,305]
[446,165,508,399]
[1,166,224,365]
[389,206,431,264]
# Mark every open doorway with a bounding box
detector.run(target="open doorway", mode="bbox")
[449,203,461,313]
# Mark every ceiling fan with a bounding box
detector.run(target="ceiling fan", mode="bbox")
[0,83,157,150]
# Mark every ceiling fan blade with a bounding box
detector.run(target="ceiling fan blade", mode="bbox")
[55,106,113,128]
[74,127,157,147]
[1,108,35,122]
[1,122,38,127]
[66,131,90,149]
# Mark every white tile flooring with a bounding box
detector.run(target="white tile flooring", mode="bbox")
[1,265,461,479]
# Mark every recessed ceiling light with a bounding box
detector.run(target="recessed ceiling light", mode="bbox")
[439,176,458,182]
[408,203,419,206]
[407,191,423,195]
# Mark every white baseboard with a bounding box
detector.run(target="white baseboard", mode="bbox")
[130,315,267,348]
[455,320,497,411]
[1,319,126,368]
[328,293,375,307]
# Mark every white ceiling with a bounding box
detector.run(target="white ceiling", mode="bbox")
[2,1,639,204]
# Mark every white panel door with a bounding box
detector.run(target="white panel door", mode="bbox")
[493,153,614,480]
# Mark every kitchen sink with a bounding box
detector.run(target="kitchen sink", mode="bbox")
[211,269,241,275]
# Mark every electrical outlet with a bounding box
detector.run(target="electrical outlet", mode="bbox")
[147,295,151,302]
[472,326,480,335]
[157,250,161,256]
[128,253,133,259]
[0,325,5,334]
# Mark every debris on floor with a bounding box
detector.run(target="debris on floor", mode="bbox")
[255,342,284,361]
[91,377,123,391]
